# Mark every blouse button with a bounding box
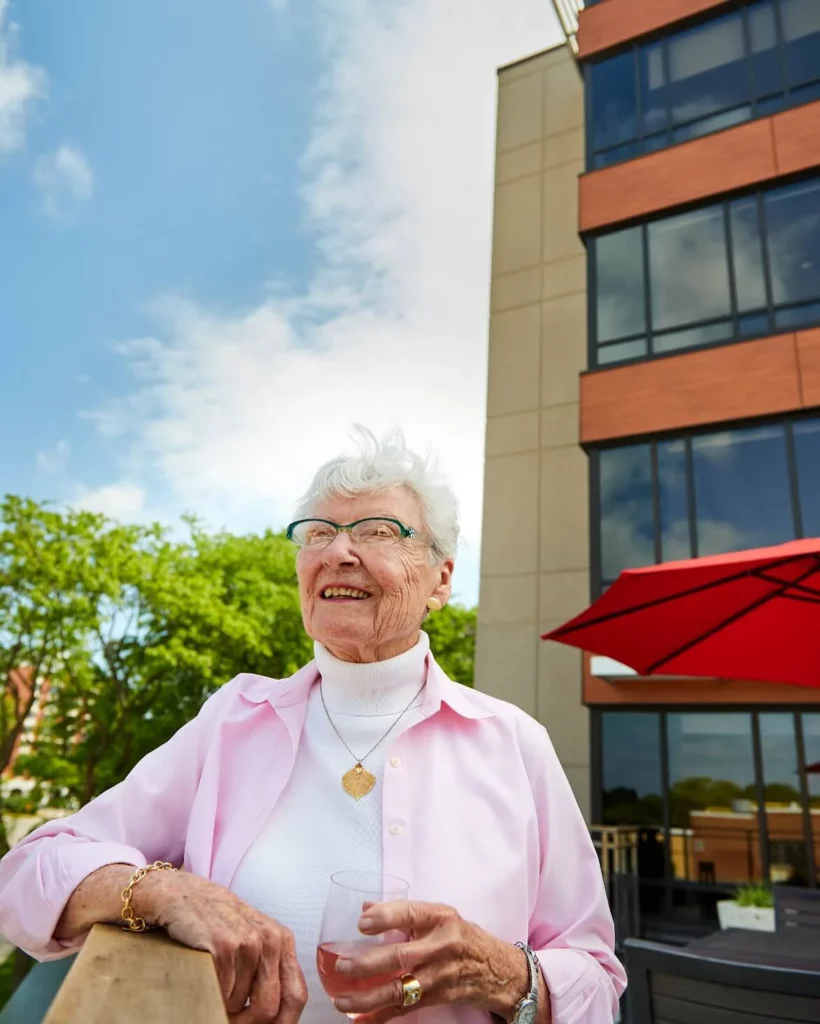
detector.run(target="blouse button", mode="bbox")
[389,823,404,836]
[390,756,402,768]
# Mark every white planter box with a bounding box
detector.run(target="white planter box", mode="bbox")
[717,900,775,932]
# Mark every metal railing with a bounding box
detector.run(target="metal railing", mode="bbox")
[590,826,640,952]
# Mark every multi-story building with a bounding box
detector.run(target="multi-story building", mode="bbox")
[476,0,820,936]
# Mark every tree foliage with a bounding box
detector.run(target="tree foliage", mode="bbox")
[425,603,476,686]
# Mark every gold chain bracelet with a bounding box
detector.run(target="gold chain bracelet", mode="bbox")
[121,861,178,932]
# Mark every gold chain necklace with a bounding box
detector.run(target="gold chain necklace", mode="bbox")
[319,679,426,800]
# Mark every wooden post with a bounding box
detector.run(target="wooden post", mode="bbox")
[43,924,227,1023]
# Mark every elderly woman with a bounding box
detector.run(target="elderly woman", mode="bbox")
[0,431,625,1024]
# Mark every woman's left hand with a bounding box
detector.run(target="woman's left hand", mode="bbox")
[330,901,535,1021]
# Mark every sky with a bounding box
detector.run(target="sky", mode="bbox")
[0,0,561,605]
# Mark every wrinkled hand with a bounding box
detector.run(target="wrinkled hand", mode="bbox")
[140,871,307,1023]
[329,901,530,1021]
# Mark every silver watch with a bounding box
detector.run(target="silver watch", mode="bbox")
[510,942,539,1024]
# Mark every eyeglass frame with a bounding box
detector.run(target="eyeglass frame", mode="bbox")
[286,516,418,549]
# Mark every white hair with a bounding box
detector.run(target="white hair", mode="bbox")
[294,427,460,561]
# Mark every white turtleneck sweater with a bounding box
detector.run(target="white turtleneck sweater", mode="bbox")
[229,632,429,1022]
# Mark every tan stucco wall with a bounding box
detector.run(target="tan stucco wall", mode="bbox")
[476,44,591,817]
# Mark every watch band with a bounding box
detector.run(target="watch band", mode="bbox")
[510,942,539,1023]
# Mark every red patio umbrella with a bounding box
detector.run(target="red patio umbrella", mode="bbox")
[542,537,820,689]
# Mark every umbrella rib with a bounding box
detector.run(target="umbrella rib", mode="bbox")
[753,569,820,601]
[552,553,811,636]
[647,556,820,673]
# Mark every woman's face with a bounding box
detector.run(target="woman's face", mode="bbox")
[296,487,453,663]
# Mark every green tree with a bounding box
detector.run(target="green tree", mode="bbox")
[0,497,120,855]
[425,603,476,685]
[24,522,311,807]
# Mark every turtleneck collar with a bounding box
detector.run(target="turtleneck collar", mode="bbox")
[313,631,430,715]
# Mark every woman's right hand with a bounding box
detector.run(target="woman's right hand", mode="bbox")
[139,870,307,1023]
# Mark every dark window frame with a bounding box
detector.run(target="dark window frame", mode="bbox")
[588,173,820,369]
[584,0,820,172]
[592,705,820,925]
[590,411,817,595]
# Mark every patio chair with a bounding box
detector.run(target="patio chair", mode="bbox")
[773,885,820,935]
[624,938,820,1024]
[0,954,75,1024]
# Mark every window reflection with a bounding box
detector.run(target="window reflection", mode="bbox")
[667,12,747,127]
[730,197,767,313]
[597,711,820,903]
[667,713,759,883]
[592,174,820,366]
[595,227,646,344]
[657,440,690,562]
[749,0,781,99]
[803,714,820,849]
[599,445,654,583]
[638,43,667,136]
[760,714,809,885]
[594,414,820,591]
[793,419,820,537]
[691,426,794,556]
[589,50,637,153]
[781,0,820,90]
[648,206,731,331]
[587,0,820,170]
[764,179,820,308]
[602,713,663,826]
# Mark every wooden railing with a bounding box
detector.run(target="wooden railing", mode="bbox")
[42,924,227,1023]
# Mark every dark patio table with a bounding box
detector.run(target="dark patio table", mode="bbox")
[686,927,820,973]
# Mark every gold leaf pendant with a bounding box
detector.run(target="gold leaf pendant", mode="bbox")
[342,763,377,800]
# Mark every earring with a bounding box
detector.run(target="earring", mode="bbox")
[426,597,442,612]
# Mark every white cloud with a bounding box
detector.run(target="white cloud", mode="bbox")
[33,144,95,221]
[36,439,70,474]
[74,483,147,521]
[87,0,562,603]
[0,0,46,154]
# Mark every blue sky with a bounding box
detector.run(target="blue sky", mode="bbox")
[0,0,559,605]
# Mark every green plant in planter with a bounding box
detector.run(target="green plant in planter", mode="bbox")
[734,882,774,908]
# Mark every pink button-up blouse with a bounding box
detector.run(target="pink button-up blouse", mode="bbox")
[0,655,626,1023]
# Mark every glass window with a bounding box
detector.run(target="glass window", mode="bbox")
[667,712,759,882]
[597,339,648,365]
[652,320,733,355]
[802,713,820,859]
[587,0,820,170]
[648,206,731,331]
[780,0,820,90]
[595,227,646,343]
[599,445,654,582]
[749,0,782,99]
[657,440,691,562]
[667,12,748,127]
[793,418,820,537]
[589,51,638,153]
[760,713,810,885]
[730,196,768,312]
[765,179,820,309]
[691,426,794,556]
[638,42,667,136]
[602,713,663,826]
